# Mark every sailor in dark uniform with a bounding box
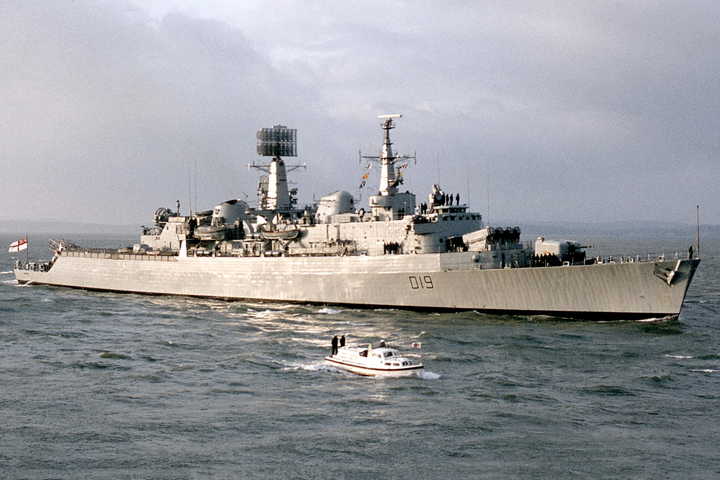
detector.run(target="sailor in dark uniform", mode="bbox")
[340,335,345,348]
[331,335,339,356]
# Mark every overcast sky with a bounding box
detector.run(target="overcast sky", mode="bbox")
[2,0,718,228]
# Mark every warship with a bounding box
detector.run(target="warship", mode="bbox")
[14,115,700,320]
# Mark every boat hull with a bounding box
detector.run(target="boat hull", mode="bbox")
[14,252,700,320]
[325,356,423,376]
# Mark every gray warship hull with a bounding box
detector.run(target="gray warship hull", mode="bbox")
[14,252,699,320]
[13,117,701,320]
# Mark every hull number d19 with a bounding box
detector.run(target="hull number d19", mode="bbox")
[409,276,434,289]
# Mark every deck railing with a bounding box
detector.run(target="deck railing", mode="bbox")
[61,250,177,261]
[589,251,692,265]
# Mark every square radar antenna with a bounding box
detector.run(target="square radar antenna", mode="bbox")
[257,125,297,157]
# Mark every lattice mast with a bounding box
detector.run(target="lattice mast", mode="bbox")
[360,115,415,196]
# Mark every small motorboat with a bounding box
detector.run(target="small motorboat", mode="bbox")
[325,343,423,376]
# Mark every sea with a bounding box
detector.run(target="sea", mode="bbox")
[1,232,718,479]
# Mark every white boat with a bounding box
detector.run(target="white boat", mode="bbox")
[325,344,423,376]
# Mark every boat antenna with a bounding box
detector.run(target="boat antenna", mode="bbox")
[187,164,192,216]
[194,157,197,216]
[465,156,470,207]
[437,153,440,184]
[696,205,700,258]
[486,162,490,224]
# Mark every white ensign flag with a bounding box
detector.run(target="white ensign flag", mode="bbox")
[9,237,28,253]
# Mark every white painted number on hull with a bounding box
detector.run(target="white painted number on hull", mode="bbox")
[409,276,434,289]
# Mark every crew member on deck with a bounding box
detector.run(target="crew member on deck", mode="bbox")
[340,335,345,348]
[331,335,339,356]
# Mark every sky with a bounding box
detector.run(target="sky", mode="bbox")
[2,0,718,228]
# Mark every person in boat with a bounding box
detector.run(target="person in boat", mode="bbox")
[340,335,345,348]
[331,335,339,356]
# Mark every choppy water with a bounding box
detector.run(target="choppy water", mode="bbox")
[1,233,719,479]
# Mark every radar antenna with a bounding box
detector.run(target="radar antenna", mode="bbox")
[248,125,306,212]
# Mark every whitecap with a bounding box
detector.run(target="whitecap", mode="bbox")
[280,359,350,375]
[278,360,307,370]
[665,355,693,359]
[318,307,341,315]
[318,364,355,375]
[418,371,441,380]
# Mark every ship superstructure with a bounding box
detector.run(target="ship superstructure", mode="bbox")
[14,116,700,320]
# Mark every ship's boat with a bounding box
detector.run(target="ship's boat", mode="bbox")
[195,225,234,241]
[259,225,300,240]
[13,116,701,320]
[325,344,423,376]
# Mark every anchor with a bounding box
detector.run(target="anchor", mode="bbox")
[654,260,682,285]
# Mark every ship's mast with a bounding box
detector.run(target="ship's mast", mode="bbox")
[378,114,399,196]
[360,115,417,221]
[361,114,416,197]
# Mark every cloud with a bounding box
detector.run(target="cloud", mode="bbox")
[1,0,718,229]
[0,0,322,224]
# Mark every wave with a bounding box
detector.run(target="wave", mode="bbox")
[279,359,349,375]
[99,352,132,360]
[318,307,342,314]
[637,317,667,323]
[0,270,13,275]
